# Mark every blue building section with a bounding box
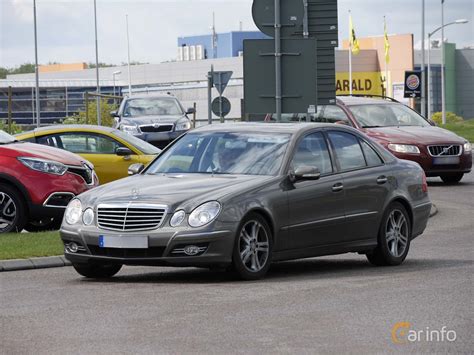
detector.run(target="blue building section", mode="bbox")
[178,31,269,59]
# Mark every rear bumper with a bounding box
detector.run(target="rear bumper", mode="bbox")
[412,201,432,239]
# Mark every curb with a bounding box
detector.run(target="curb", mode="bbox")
[0,256,71,273]
[0,204,440,273]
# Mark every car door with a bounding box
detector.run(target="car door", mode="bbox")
[326,130,392,242]
[286,131,346,250]
[50,132,142,184]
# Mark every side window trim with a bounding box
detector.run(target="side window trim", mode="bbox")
[358,137,385,168]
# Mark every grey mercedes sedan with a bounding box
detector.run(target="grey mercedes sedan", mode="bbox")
[61,123,432,280]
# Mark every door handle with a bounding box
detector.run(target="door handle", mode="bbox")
[377,176,388,184]
[332,183,344,192]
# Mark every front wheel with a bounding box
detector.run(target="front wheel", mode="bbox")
[72,263,122,278]
[367,202,411,266]
[231,213,273,280]
[440,173,464,184]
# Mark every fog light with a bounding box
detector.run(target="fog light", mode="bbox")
[184,245,201,256]
[65,242,79,253]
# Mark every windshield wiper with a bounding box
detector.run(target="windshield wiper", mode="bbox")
[361,125,383,128]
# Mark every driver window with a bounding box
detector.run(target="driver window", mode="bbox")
[291,132,333,174]
[319,105,351,125]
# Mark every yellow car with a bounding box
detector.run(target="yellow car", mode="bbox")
[16,125,160,184]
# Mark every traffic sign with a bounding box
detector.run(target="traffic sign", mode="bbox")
[252,0,304,38]
[212,96,231,117]
[212,71,233,95]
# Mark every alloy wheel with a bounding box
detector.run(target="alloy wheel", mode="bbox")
[238,220,270,273]
[385,209,409,258]
[0,192,17,232]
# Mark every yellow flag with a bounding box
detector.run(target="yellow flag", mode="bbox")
[349,14,360,55]
[384,17,390,64]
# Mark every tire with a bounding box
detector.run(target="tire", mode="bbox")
[440,173,464,184]
[72,263,122,278]
[0,183,27,234]
[366,202,411,266]
[24,218,62,232]
[231,213,273,280]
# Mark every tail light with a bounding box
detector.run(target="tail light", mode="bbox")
[422,172,428,193]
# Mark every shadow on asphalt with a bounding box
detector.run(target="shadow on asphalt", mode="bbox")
[427,180,473,187]
[76,257,472,285]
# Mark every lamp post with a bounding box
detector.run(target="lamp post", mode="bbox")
[112,71,121,97]
[126,14,132,97]
[93,0,101,125]
[33,0,40,128]
[427,18,468,123]
[421,0,426,118]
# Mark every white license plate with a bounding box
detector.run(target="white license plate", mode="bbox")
[433,157,460,165]
[99,235,148,249]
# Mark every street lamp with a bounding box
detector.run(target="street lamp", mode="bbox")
[112,71,121,97]
[33,0,40,128]
[427,18,468,123]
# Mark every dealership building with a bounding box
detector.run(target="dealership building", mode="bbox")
[1,31,473,124]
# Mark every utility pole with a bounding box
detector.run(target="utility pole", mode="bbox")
[33,0,40,128]
[421,0,426,117]
[93,0,101,125]
[126,14,132,96]
[211,12,217,59]
[440,0,446,125]
[274,0,282,121]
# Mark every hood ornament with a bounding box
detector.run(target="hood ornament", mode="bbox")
[131,188,140,200]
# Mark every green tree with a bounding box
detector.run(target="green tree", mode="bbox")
[10,63,35,75]
[64,98,118,127]
[0,120,23,134]
[0,67,8,79]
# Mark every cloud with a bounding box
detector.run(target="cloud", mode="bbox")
[1,0,472,68]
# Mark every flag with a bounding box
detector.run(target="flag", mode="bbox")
[384,17,390,64]
[349,13,360,55]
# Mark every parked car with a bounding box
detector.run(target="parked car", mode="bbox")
[61,123,431,280]
[264,96,472,184]
[0,130,98,233]
[111,93,194,149]
[16,125,161,184]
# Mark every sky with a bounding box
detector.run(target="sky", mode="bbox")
[1,0,473,68]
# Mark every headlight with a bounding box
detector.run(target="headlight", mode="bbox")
[464,142,472,153]
[65,199,82,225]
[170,210,186,227]
[18,157,67,175]
[82,208,94,226]
[388,144,420,154]
[120,124,141,135]
[175,119,191,131]
[188,201,221,228]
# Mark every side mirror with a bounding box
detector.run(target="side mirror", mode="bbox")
[290,166,321,182]
[110,110,119,117]
[116,147,133,156]
[128,163,145,176]
[186,107,196,115]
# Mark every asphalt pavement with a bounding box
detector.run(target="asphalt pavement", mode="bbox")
[1,173,473,354]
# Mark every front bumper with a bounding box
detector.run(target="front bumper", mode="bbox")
[135,131,185,149]
[60,225,235,267]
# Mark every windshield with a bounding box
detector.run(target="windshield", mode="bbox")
[0,130,17,144]
[349,104,430,128]
[123,98,183,117]
[146,132,291,176]
[113,130,161,155]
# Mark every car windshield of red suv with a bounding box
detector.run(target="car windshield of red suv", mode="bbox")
[350,104,430,128]
[0,130,17,144]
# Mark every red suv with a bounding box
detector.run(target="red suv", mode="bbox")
[264,96,472,183]
[0,131,98,233]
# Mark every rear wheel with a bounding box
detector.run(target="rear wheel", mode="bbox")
[0,184,27,233]
[72,263,122,278]
[231,213,272,280]
[24,218,62,232]
[367,202,411,266]
[440,173,464,184]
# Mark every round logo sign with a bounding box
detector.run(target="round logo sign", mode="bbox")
[406,74,420,91]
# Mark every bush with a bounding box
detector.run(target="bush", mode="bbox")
[431,112,464,125]
[64,98,118,127]
[0,120,23,134]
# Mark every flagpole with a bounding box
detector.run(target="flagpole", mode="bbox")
[349,10,353,96]
[384,16,389,97]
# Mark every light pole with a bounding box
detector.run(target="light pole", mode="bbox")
[33,0,40,128]
[126,14,132,96]
[93,0,101,125]
[112,70,121,97]
[427,18,468,123]
[421,0,426,117]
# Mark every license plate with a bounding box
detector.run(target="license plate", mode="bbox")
[99,235,148,249]
[433,156,460,165]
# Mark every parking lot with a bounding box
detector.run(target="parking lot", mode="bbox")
[0,172,472,354]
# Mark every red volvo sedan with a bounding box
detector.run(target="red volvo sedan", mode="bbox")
[265,96,472,183]
[0,130,98,233]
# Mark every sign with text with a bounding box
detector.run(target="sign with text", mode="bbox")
[335,72,383,96]
[404,71,422,98]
